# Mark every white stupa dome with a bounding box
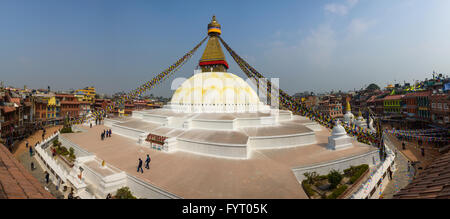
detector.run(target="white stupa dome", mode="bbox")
[343,111,354,123]
[168,72,269,113]
[331,121,347,136]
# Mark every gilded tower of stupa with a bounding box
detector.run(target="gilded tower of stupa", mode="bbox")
[199,16,229,72]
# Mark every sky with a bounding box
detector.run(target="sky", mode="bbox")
[1,0,450,97]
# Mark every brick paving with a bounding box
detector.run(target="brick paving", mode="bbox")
[383,125,441,174]
[17,150,65,199]
[12,126,62,158]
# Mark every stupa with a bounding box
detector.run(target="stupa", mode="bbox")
[107,16,323,159]
[343,100,355,123]
[327,120,353,150]
[354,111,367,128]
[59,16,387,199]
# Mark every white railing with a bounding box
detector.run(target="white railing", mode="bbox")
[34,132,70,182]
[349,140,395,199]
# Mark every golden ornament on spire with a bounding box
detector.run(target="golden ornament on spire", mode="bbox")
[207,15,222,36]
[346,100,351,112]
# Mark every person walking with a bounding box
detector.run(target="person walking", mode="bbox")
[145,154,151,169]
[56,178,61,191]
[29,146,33,157]
[68,191,74,199]
[45,172,50,184]
[137,158,143,173]
[26,141,29,148]
[402,142,406,150]
[90,123,92,128]
[30,162,35,171]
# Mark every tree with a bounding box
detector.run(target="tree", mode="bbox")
[366,84,380,91]
[115,187,136,199]
[303,172,319,184]
[327,169,343,189]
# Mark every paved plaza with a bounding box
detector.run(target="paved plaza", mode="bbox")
[62,125,376,198]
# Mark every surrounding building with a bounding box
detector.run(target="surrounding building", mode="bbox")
[56,94,80,120]
[383,95,404,117]
[75,87,96,103]
[318,95,343,118]
[416,91,432,121]
[430,92,450,128]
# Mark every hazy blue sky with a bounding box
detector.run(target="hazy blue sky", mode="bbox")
[1,0,450,97]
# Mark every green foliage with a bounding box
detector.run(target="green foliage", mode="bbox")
[60,126,73,133]
[366,83,380,91]
[327,169,343,189]
[68,147,76,161]
[69,147,75,156]
[115,187,136,199]
[56,146,69,156]
[53,139,61,147]
[303,172,319,184]
[349,165,369,184]
[327,185,348,199]
[302,180,316,198]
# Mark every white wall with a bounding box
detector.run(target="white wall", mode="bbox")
[176,138,248,159]
[126,175,180,199]
[248,132,316,150]
[190,119,235,130]
[112,124,145,141]
[292,149,381,182]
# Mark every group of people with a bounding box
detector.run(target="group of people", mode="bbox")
[137,154,151,173]
[101,129,112,140]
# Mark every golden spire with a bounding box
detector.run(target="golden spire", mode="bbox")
[199,16,228,72]
[346,100,351,113]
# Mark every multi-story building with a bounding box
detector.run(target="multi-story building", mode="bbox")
[0,90,29,143]
[383,95,404,117]
[133,100,147,111]
[33,93,61,125]
[56,94,80,119]
[124,103,135,115]
[75,87,96,103]
[318,95,343,118]
[79,101,91,118]
[416,91,432,121]
[404,92,418,119]
[430,92,449,127]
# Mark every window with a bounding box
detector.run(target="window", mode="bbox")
[438,103,442,109]
[432,103,436,108]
